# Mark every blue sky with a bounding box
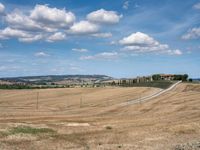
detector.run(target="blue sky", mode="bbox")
[0,0,200,78]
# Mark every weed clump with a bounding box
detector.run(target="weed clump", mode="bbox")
[9,126,55,135]
[0,131,8,137]
[105,126,112,130]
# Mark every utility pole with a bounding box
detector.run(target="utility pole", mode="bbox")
[36,92,39,110]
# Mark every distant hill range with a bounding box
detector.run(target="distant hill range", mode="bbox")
[0,75,114,85]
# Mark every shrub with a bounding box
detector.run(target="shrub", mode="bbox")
[105,126,112,130]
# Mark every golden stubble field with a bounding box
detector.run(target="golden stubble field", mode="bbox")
[0,83,200,150]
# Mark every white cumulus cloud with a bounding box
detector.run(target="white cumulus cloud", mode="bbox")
[169,49,182,55]
[5,10,45,32]
[19,34,43,43]
[30,4,75,29]
[47,32,66,42]
[119,32,159,46]
[123,1,129,10]
[68,21,99,35]
[0,27,32,39]
[193,2,200,9]
[87,9,122,24]
[120,32,182,55]
[0,4,121,42]
[0,27,45,43]
[0,3,5,14]
[182,27,200,40]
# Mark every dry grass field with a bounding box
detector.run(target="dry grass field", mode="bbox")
[0,83,200,150]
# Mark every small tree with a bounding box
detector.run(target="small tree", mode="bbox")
[152,74,161,81]
[189,78,193,82]
[122,80,126,86]
[182,74,188,81]
[174,75,182,80]
[111,81,116,86]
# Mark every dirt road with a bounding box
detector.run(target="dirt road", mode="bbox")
[122,80,182,106]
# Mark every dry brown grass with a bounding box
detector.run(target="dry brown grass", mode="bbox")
[0,83,200,149]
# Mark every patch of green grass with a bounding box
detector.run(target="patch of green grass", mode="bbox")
[0,131,8,138]
[9,126,55,135]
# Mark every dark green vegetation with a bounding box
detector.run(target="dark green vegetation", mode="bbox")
[9,126,55,135]
[0,80,174,89]
[152,74,161,81]
[120,80,174,89]
[152,74,189,81]
[0,84,39,89]
[0,126,56,138]
[174,74,188,81]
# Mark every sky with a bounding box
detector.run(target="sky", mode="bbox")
[0,0,200,78]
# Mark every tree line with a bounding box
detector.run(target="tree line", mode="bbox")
[152,74,189,81]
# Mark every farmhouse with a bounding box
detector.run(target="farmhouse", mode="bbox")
[160,74,175,80]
